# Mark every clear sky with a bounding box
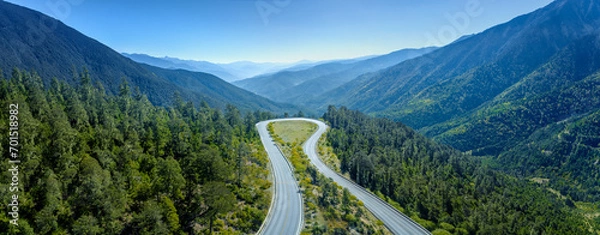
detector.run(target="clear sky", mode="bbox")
[7,0,554,63]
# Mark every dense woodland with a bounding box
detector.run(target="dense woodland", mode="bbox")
[323,106,593,234]
[497,108,600,202]
[0,68,275,234]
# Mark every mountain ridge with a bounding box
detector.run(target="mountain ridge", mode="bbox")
[0,1,299,113]
[122,53,240,82]
[313,0,600,127]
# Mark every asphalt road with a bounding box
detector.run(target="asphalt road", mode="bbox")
[256,121,303,235]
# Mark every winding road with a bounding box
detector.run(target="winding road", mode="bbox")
[257,118,431,235]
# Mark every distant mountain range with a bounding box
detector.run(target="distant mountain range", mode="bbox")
[0,1,299,113]
[122,53,319,82]
[122,53,239,82]
[234,47,437,104]
[308,0,600,201]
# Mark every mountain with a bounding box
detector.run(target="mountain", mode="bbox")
[426,33,600,154]
[234,47,437,104]
[122,53,322,82]
[122,53,198,72]
[217,61,303,80]
[140,64,299,112]
[426,33,600,202]
[314,0,600,203]
[122,53,240,82]
[234,62,352,100]
[315,0,600,128]
[0,1,298,113]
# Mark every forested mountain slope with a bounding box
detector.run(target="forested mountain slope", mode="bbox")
[0,69,274,234]
[322,107,593,234]
[426,33,600,156]
[498,109,600,202]
[419,30,600,203]
[315,0,600,130]
[0,1,297,113]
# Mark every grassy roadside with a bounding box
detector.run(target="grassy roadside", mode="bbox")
[317,133,343,175]
[268,121,391,235]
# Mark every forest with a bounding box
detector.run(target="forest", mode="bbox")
[322,106,595,234]
[0,68,275,234]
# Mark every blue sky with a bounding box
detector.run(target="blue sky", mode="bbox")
[7,0,553,63]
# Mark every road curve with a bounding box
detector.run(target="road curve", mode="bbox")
[256,121,303,235]
[281,118,431,235]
